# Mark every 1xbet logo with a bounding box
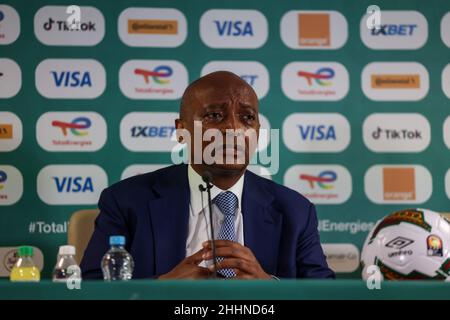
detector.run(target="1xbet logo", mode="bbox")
[371,24,417,36]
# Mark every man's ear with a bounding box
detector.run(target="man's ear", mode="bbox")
[175,119,186,144]
[175,118,183,129]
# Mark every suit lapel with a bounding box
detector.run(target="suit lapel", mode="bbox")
[242,171,282,273]
[148,165,190,276]
[147,165,282,276]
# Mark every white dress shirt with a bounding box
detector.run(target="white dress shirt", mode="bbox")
[185,164,245,267]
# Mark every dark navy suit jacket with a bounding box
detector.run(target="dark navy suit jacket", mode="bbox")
[81,164,335,279]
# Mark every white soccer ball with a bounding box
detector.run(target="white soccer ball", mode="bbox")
[361,208,450,280]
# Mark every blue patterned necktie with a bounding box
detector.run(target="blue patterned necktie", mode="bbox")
[213,191,238,278]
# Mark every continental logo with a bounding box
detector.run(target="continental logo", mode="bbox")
[118,8,187,47]
[362,62,428,101]
[128,19,178,34]
[0,112,22,152]
[371,74,420,89]
[0,124,12,139]
[370,209,431,242]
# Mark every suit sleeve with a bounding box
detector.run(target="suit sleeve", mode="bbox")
[80,187,130,279]
[296,202,335,279]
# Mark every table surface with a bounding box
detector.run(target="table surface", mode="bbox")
[1,280,450,300]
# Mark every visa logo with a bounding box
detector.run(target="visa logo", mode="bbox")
[51,71,92,87]
[53,176,94,193]
[213,20,254,36]
[371,24,417,36]
[131,126,175,138]
[298,125,336,140]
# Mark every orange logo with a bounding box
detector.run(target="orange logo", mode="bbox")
[128,20,178,35]
[383,167,416,201]
[298,13,330,47]
[0,124,13,139]
[371,74,420,89]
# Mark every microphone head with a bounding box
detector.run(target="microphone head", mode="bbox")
[201,171,213,184]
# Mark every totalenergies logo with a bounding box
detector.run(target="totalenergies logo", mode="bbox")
[134,65,173,85]
[52,117,91,136]
[299,170,337,189]
[0,170,7,190]
[298,67,334,86]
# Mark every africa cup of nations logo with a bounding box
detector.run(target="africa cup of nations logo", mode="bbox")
[134,65,174,95]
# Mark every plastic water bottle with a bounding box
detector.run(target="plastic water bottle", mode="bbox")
[10,246,40,282]
[101,235,134,281]
[52,245,81,283]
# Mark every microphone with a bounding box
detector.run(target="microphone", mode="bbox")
[198,171,218,279]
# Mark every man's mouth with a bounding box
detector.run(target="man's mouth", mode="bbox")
[214,144,246,158]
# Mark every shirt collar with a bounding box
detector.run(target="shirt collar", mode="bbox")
[188,164,245,215]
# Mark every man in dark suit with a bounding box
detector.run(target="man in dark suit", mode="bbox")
[81,71,334,279]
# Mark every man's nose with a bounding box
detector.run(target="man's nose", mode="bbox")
[221,112,242,132]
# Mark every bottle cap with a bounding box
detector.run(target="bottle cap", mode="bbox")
[18,246,33,257]
[109,235,125,246]
[58,245,76,255]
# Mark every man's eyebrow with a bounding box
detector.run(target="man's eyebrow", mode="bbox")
[239,103,257,111]
[203,103,227,110]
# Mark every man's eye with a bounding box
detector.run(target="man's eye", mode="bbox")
[205,112,223,121]
[242,114,256,122]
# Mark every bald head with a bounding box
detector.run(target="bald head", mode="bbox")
[179,71,258,120]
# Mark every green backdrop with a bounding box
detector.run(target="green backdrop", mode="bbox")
[1,0,449,278]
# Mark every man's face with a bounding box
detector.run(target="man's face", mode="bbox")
[177,74,260,175]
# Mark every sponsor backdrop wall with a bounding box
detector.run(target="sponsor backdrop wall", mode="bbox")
[1,0,450,278]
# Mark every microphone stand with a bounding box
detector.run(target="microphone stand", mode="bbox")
[199,172,218,279]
